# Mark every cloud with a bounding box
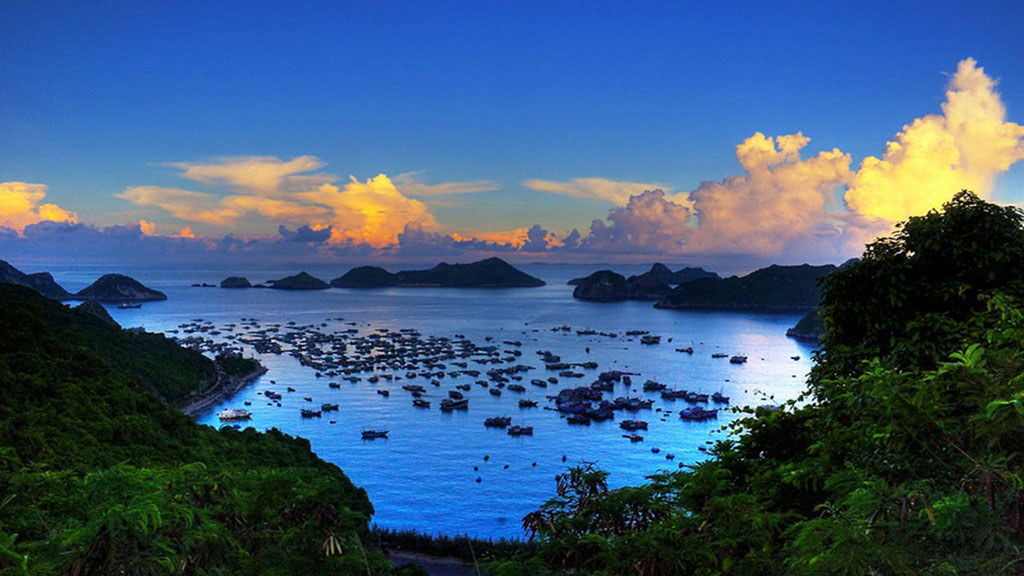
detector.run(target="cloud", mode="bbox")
[563,58,1024,261]
[119,186,241,225]
[123,159,436,247]
[846,58,1024,221]
[393,172,499,196]
[522,177,676,206]
[167,155,332,194]
[0,182,78,232]
[685,132,854,254]
[279,223,333,243]
[580,189,695,254]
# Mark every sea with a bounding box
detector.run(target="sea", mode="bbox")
[40,262,817,540]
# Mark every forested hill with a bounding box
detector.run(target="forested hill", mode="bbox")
[654,263,836,310]
[0,284,386,574]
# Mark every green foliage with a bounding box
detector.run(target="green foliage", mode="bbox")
[0,284,391,575]
[506,191,1024,575]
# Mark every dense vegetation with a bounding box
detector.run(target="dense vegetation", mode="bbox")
[0,285,389,575]
[498,192,1024,574]
[654,264,835,310]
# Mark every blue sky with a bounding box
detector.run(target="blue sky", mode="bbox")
[2,1,1023,266]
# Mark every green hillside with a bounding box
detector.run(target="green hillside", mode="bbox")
[0,284,386,575]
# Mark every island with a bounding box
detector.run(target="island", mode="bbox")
[73,273,168,302]
[0,259,72,299]
[220,275,253,288]
[330,265,398,288]
[572,269,672,301]
[330,257,545,288]
[267,271,329,290]
[568,263,719,286]
[654,264,836,310]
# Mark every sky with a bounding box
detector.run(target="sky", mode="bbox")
[2,1,1023,272]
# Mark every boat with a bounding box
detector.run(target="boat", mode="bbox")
[729,355,748,364]
[711,391,730,404]
[440,398,469,411]
[489,388,501,397]
[507,425,533,436]
[448,390,464,399]
[566,414,590,425]
[117,302,142,309]
[620,420,648,431]
[518,399,538,408]
[675,347,694,354]
[413,399,431,408]
[377,389,390,397]
[640,335,661,345]
[643,380,667,392]
[622,433,644,442]
[361,429,388,439]
[300,409,322,418]
[218,408,252,421]
[711,353,729,358]
[680,407,718,421]
[507,384,526,392]
[321,403,339,412]
[484,416,512,428]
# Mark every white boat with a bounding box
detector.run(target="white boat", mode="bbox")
[218,408,252,421]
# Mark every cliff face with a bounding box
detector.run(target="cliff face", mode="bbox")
[74,273,167,302]
[655,264,836,310]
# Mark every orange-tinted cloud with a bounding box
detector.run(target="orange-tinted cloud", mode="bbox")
[122,158,439,247]
[0,182,78,232]
[138,219,157,235]
[846,58,1024,221]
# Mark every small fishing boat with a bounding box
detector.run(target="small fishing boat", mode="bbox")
[440,398,469,411]
[622,433,644,442]
[711,391,730,404]
[507,425,533,436]
[377,389,390,397]
[413,398,431,408]
[640,335,661,345]
[361,429,388,439]
[620,420,648,431]
[729,355,748,364]
[321,403,339,412]
[484,416,512,428]
[518,399,538,408]
[117,302,142,309]
[711,353,729,358]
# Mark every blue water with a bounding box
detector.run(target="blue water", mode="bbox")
[40,262,816,539]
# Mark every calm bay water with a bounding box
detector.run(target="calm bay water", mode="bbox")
[42,262,817,539]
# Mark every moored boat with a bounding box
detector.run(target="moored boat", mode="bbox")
[218,408,252,421]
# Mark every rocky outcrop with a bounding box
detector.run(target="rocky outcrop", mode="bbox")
[786,309,825,342]
[331,258,545,288]
[623,271,673,299]
[655,264,836,310]
[73,274,167,302]
[0,260,71,299]
[220,276,252,288]
[267,272,329,290]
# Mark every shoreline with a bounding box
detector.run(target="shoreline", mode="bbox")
[182,364,268,417]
